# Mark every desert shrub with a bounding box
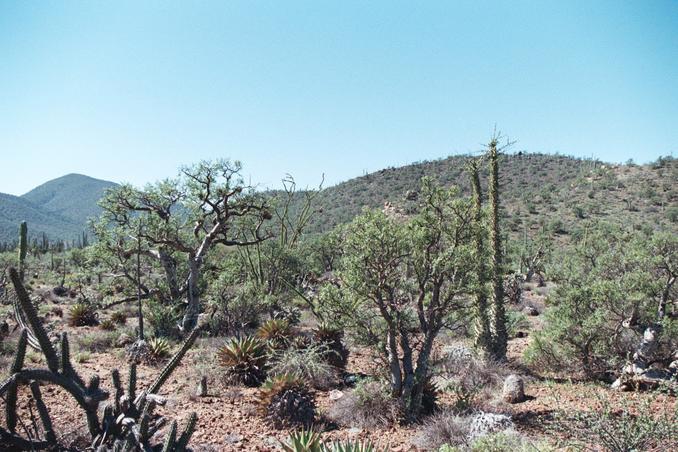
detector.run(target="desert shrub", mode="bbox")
[437,350,507,413]
[467,431,549,452]
[526,226,677,380]
[269,343,337,389]
[256,319,292,350]
[111,310,128,324]
[258,373,316,429]
[329,378,401,428]
[312,322,349,369]
[414,411,471,450]
[146,300,179,338]
[505,310,529,338]
[68,303,99,327]
[566,395,678,452]
[76,331,119,353]
[218,336,268,386]
[99,319,116,331]
[206,279,264,335]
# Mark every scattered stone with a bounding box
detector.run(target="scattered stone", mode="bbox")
[523,306,539,316]
[329,390,344,401]
[515,331,528,338]
[469,412,513,440]
[115,333,134,348]
[502,374,526,403]
[196,375,208,397]
[126,339,151,364]
[224,433,242,444]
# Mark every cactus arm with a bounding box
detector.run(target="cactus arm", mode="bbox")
[29,381,58,445]
[148,327,199,395]
[128,363,137,402]
[161,420,178,452]
[175,412,197,451]
[9,267,60,371]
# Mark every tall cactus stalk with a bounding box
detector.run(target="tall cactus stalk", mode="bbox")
[468,159,492,357]
[488,139,507,361]
[18,221,27,281]
[2,266,198,450]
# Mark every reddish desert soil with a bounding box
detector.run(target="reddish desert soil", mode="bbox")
[2,285,676,451]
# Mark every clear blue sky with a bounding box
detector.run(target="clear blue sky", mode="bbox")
[1,1,676,195]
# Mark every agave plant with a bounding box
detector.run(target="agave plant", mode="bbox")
[258,373,315,429]
[257,319,292,350]
[68,302,99,327]
[324,440,378,452]
[280,430,380,452]
[148,337,171,362]
[218,336,267,386]
[280,429,323,452]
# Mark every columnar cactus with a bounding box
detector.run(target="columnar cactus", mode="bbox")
[467,159,492,358]
[488,139,507,361]
[18,221,27,281]
[0,267,199,451]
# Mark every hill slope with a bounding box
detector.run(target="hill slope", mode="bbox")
[301,153,677,237]
[0,193,80,243]
[0,174,117,243]
[21,173,117,225]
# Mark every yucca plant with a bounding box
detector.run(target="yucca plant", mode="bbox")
[148,337,171,362]
[111,310,128,324]
[68,303,99,327]
[218,336,267,386]
[313,322,349,369]
[257,319,292,350]
[258,373,315,429]
[280,429,323,452]
[99,319,116,331]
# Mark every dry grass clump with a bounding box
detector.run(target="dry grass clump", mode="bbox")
[328,379,401,428]
[413,410,471,450]
[268,343,337,390]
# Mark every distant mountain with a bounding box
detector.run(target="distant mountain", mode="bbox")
[0,174,117,244]
[21,174,117,225]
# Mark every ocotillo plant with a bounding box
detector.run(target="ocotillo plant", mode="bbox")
[467,158,492,358]
[488,138,507,361]
[1,267,199,451]
[18,221,27,281]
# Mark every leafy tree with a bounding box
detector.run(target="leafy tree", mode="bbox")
[96,160,271,331]
[526,222,678,381]
[332,178,476,419]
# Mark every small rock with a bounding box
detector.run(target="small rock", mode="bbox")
[196,375,208,397]
[115,333,134,348]
[523,306,539,316]
[224,434,242,444]
[502,374,526,403]
[329,389,344,401]
[348,427,363,437]
[469,412,513,440]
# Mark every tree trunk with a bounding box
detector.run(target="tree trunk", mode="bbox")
[386,328,403,396]
[181,259,201,332]
[158,250,180,301]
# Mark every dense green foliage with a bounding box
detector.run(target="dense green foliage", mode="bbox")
[526,223,678,379]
